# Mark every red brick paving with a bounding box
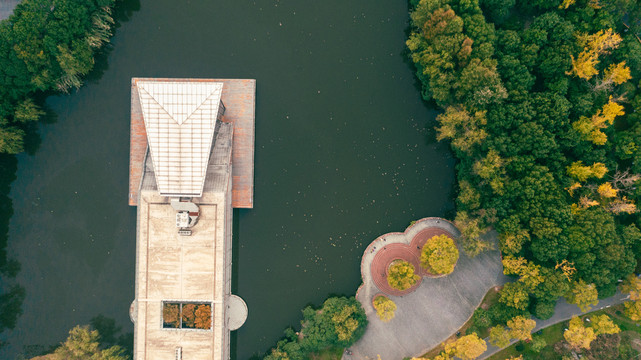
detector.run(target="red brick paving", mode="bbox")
[370,227,455,296]
[128,78,255,208]
[371,243,422,297]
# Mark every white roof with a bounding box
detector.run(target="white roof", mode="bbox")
[137,80,224,197]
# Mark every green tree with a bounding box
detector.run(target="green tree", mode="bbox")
[499,282,530,310]
[488,324,511,348]
[420,234,459,274]
[52,325,126,360]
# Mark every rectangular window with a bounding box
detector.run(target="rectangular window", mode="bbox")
[162,301,212,330]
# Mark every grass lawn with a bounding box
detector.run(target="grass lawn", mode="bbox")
[308,347,343,360]
[419,286,502,359]
[489,304,641,360]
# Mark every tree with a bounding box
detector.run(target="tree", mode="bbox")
[597,183,617,198]
[502,256,543,290]
[181,303,196,328]
[454,211,492,257]
[572,98,625,145]
[373,295,396,322]
[564,316,596,350]
[387,260,420,291]
[0,126,25,154]
[436,107,488,155]
[331,304,360,341]
[52,326,126,360]
[488,324,511,347]
[594,62,632,91]
[621,274,641,300]
[566,161,608,182]
[444,333,487,360]
[566,280,599,312]
[499,282,530,310]
[507,315,536,342]
[420,234,459,274]
[624,300,641,321]
[162,303,179,328]
[568,29,623,80]
[591,314,620,336]
[13,98,44,123]
[300,296,367,351]
[194,304,211,329]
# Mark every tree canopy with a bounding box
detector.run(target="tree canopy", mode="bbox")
[420,234,460,274]
[407,0,641,321]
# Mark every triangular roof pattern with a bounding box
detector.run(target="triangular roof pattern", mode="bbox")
[137,80,224,197]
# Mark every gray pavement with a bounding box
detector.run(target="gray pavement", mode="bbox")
[346,218,510,360]
[0,0,20,21]
[479,291,631,359]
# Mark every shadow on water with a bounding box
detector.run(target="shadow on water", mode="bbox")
[0,154,24,350]
[0,0,142,350]
[230,208,241,360]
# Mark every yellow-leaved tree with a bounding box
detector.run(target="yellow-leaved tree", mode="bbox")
[502,256,543,290]
[568,29,622,80]
[591,314,620,336]
[444,333,487,360]
[564,316,596,350]
[372,295,397,322]
[420,234,459,275]
[566,161,608,182]
[572,98,624,145]
[566,279,599,312]
[507,316,536,342]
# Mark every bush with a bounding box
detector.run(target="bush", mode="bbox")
[387,260,420,291]
[471,308,492,328]
[530,335,547,353]
[373,295,397,322]
[420,234,460,274]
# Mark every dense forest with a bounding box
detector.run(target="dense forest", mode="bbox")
[407,0,641,321]
[0,0,119,346]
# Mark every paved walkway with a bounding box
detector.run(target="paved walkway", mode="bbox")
[479,291,630,359]
[0,0,20,21]
[347,218,510,360]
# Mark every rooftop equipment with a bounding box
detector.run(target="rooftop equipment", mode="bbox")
[170,198,199,235]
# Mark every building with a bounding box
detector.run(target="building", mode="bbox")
[128,78,255,360]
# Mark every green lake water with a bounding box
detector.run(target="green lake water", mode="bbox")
[1,0,455,358]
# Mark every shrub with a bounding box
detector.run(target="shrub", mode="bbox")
[531,335,547,353]
[420,234,460,274]
[387,260,420,290]
[373,295,397,322]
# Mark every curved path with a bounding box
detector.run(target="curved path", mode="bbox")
[346,218,509,360]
